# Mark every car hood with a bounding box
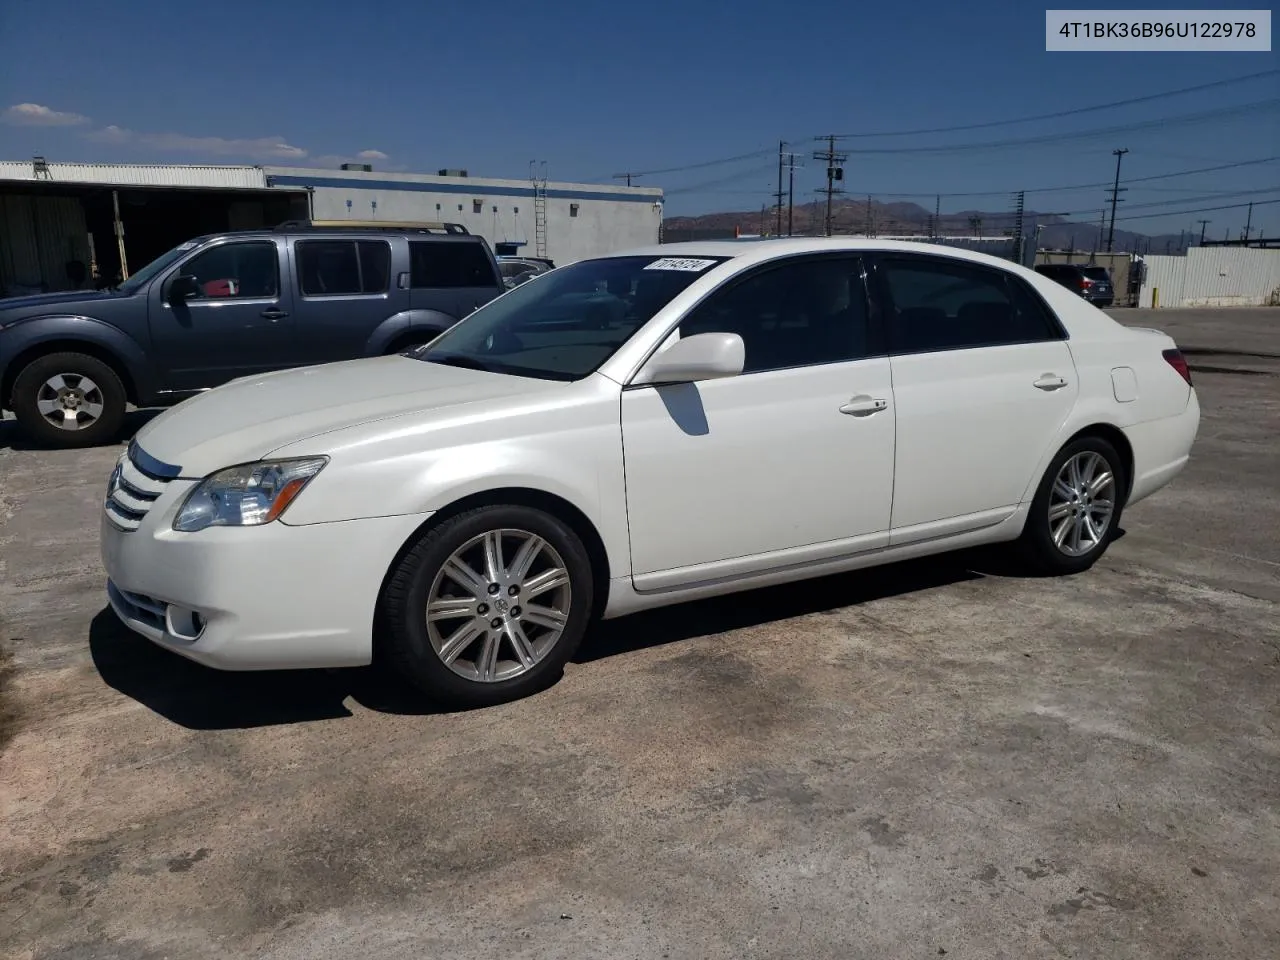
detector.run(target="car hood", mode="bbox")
[0,288,115,320]
[132,356,562,477]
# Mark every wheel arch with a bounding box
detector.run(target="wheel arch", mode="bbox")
[372,486,613,645]
[363,309,456,356]
[1064,422,1135,503]
[2,337,142,408]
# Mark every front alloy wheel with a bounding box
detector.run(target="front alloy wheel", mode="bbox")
[382,505,593,707]
[426,529,572,683]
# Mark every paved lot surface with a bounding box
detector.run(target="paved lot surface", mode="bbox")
[1,307,1277,960]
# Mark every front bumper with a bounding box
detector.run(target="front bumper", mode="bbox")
[101,508,432,670]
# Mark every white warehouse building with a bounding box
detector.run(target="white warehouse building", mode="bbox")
[264,166,663,266]
[0,158,663,294]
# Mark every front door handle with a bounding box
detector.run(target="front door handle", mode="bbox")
[260,308,288,321]
[839,396,889,416]
[1033,374,1069,391]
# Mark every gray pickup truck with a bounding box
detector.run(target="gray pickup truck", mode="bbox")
[0,221,505,447]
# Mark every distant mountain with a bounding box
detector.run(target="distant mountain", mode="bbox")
[665,197,1187,254]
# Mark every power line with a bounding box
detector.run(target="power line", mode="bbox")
[595,71,1280,186]
[827,157,1280,201]
[1113,197,1280,224]
[828,69,1279,138]
[837,99,1280,156]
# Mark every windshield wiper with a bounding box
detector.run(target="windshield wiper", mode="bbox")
[423,352,495,373]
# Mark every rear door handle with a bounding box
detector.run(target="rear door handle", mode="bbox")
[260,308,288,321]
[839,396,889,416]
[1033,374,1069,391]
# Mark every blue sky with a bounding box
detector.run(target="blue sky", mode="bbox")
[1,0,1276,235]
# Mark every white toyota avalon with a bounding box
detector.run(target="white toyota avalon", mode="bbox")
[100,239,1200,707]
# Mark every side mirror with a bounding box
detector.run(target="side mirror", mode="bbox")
[168,274,201,301]
[634,331,745,386]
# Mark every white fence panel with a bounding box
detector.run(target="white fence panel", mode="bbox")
[1183,247,1280,307]
[1138,248,1280,307]
[1138,255,1185,307]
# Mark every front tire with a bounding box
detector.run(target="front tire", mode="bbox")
[10,352,127,448]
[1018,435,1127,575]
[381,505,594,708]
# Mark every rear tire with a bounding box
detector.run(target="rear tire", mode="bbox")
[10,352,127,448]
[381,505,594,708]
[1018,435,1127,575]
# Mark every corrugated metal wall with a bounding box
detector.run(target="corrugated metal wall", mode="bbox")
[0,194,90,294]
[1137,255,1186,308]
[0,161,267,189]
[1139,248,1280,307]
[1182,247,1280,307]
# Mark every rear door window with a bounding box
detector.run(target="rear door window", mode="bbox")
[297,239,391,296]
[877,255,1060,354]
[411,241,498,288]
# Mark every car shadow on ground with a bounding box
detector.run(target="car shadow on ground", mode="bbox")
[89,540,1101,732]
[0,408,161,451]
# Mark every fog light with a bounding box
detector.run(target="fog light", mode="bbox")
[166,606,207,641]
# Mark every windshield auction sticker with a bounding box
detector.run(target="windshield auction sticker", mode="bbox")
[1046,10,1271,50]
[645,257,719,272]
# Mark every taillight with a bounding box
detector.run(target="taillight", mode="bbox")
[1080,277,1095,289]
[1163,348,1192,386]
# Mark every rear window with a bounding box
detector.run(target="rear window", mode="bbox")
[1083,267,1111,281]
[410,241,498,289]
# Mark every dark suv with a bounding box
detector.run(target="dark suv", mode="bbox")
[0,222,504,447]
[1034,263,1115,307]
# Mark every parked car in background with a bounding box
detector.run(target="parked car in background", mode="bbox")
[497,256,555,289]
[1034,263,1115,307]
[100,239,1199,708]
[0,222,504,447]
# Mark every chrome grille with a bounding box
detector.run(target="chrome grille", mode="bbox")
[104,441,181,532]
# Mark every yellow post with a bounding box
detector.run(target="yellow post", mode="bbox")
[1152,287,1159,309]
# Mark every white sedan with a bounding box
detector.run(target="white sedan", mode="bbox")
[100,239,1200,707]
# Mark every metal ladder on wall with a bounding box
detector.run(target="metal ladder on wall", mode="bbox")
[530,161,548,259]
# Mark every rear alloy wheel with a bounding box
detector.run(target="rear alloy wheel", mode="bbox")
[1019,436,1126,575]
[382,505,593,707]
[10,352,127,448]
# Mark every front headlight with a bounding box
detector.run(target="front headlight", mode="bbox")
[173,457,328,532]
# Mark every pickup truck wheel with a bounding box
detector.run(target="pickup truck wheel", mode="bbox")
[381,504,594,708]
[11,352,127,448]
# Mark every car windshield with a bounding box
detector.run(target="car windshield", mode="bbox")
[498,261,535,279]
[415,254,727,381]
[115,240,202,295]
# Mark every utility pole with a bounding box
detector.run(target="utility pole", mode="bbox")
[774,141,785,236]
[1105,147,1129,252]
[785,152,799,236]
[1197,219,1210,245]
[1096,207,1106,251]
[813,135,847,236]
[611,172,639,187]
[1244,201,1254,241]
[934,194,941,238]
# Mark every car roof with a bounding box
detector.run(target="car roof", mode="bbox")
[611,237,1042,275]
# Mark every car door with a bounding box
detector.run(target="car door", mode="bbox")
[291,237,401,364]
[148,238,295,391]
[620,254,896,590]
[409,239,503,322]
[870,253,1079,544]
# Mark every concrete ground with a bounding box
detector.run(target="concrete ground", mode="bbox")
[1,307,1276,960]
